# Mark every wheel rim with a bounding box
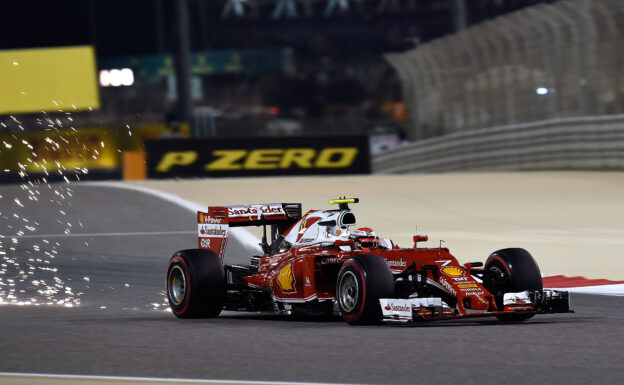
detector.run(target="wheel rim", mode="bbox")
[168,265,186,305]
[339,271,359,312]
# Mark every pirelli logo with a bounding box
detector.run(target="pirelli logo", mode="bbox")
[156,148,358,172]
[146,136,370,178]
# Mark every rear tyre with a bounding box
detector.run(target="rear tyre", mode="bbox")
[483,248,542,322]
[336,254,395,325]
[166,249,225,318]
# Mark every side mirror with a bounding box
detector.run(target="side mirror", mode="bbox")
[334,239,355,248]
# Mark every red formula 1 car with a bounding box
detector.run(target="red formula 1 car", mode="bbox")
[166,198,571,324]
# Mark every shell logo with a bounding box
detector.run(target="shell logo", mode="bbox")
[277,262,296,293]
[199,213,204,223]
[441,266,465,277]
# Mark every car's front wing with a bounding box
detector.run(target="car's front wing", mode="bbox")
[380,289,572,323]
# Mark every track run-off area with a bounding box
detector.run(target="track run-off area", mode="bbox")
[0,172,623,385]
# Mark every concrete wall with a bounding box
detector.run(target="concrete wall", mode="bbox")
[374,115,624,173]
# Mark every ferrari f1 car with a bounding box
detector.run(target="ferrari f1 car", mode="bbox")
[166,198,571,324]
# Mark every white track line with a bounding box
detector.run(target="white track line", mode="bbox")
[0,231,194,239]
[81,181,262,254]
[0,372,353,385]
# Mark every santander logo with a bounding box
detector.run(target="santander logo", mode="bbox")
[228,204,285,218]
[384,302,411,312]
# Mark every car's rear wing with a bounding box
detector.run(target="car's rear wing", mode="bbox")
[197,203,302,260]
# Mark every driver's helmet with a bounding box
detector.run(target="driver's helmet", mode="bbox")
[349,227,380,250]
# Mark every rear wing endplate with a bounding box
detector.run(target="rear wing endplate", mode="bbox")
[197,203,302,260]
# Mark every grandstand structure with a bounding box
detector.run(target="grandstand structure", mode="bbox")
[387,0,624,140]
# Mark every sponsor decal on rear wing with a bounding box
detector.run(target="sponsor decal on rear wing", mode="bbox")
[197,209,229,261]
[223,203,302,227]
[197,203,302,260]
[228,204,286,219]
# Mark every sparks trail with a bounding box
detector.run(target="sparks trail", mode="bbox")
[1,114,165,310]
[0,111,92,307]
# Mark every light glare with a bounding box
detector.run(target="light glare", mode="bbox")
[99,68,134,87]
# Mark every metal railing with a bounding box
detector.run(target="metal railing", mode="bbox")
[372,115,624,173]
[386,0,624,141]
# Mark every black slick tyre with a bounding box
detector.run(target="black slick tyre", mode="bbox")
[484,248,542,322]
[336,254,395,325]
[166,249,226,318]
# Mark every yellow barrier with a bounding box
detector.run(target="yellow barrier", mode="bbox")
[0,46,100,114]
[0,125,171,174]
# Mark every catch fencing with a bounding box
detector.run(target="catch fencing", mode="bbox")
[386,0,624,141]
[372,115,624,173]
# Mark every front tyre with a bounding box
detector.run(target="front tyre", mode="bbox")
[484,248,542,322]
[336,254,395,325]
[166,249,225,318]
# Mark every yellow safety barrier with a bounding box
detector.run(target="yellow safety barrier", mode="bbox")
[0,125,171,174]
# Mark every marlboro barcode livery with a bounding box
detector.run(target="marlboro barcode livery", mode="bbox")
[166,198,572,324]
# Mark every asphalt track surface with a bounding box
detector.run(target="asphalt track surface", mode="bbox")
[1,182,623,385]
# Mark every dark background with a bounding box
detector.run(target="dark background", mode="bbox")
[0,1,562,140]
[1,1,557,58]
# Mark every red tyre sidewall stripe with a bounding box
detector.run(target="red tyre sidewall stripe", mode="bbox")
[341,260,367,323]
[167,256,191,316]
[486,255,511,276]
